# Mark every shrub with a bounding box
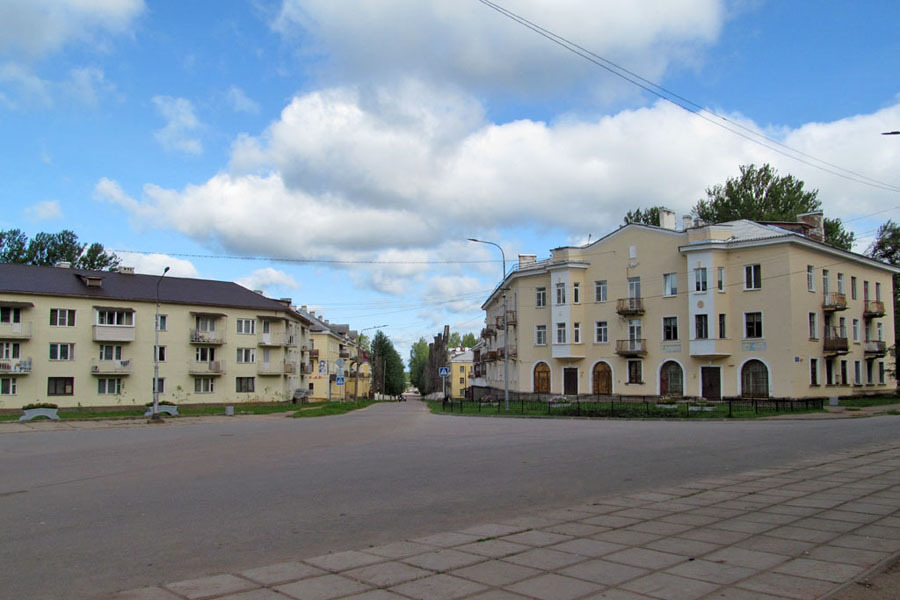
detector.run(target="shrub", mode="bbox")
[23,402,58,410]
[144,400,177,406]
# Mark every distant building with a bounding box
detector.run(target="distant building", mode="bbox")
[304,310,370,401]
[449,348,473,398]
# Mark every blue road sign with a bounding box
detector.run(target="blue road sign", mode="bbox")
[439,366,450,378]
[336,376,345,386]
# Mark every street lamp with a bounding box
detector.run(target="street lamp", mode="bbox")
[355,324,386,401]
[151,266,170,420]
[468,238,509,411]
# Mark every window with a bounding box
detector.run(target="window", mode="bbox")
[555,283,566,305]
[261,320,271,334]
[807,266,815,291]
[627,360,642,384]
[48,377,74,396]
[0,342,20,359]
[194,377,215,393]
[536,287,547,308]
[719,314,726,339]
[195,316,216,332]
[695,314,709,339]
[50,308,76,327]
[573,283,580,304]
[867,360,874,384]
[459,366,464,373]
[695,268,707,292]
[0,377,16,395]
[236,377,255,393]
[864,281,870,301]
[877,322,884,341]
[98,377,122,395]
[662,317,678,341]
[595,321,608,344]
[663,273,678,297]
[717,267,725,292]
[744,264,761,290]
[49,343,74,360]
[154,345,166,362]
[823,270,830,294]
[1,307,21,323]
[535,325,547,346]
[573,322,581,344]
[236,319,256,334]
[97,310,133,326]
[628,319,642,341]
[156,314,167,331]
[839,317,847,338]
[99,345,123,361]
[628,277,641,299]
[745,312,763,338]
[851,276,857,300]
[840,360,848,385]
[876,282,882,302]
[594,280,607,302]
[459,377,464,385]
[852,319,860,342]
[556,322,567,344]
[808,313,818,339]
[879,362,886,384]
[854,361,861,386]
[195,347,216,362]
[837,273,845,294]
[810,358,819,385]
[153,378,165,394]
[236,348,256,363]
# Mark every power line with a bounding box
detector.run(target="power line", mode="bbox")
[112,249,502,266]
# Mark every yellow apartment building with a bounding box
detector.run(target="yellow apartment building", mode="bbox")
[449,349,473,398]
[0,263,311,409]
[305,312,371,401]
[477,211,898,400]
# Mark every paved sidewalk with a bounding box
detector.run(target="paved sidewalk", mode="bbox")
[113,440,900,600]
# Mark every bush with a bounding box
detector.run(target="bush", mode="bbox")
[23,402,58,410]
[144,400,177,406]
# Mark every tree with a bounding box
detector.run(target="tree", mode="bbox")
[77,242,121,270]
[461,332,477,348]
[448,331,462,348]
[692,164,854,250]
[0,229,120,270]
[867,220,900,380]
[0,229,28,262]
[371,331,405,397]
[623,206,661,226]
[408,337,429,392]
[355,333,371,353]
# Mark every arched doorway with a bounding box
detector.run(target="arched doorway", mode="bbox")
[592,362,612,395]
[534,362,550,393]
[741,360,769,397]
[660,361,683,396]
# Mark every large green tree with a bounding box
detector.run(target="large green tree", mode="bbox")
[692,164,854,250]
[460,332,477,348]
[623,206,662,226]
[0,229,120,270]
[867,220,900,379]
[408,337,429,392]
[371,330,405,396]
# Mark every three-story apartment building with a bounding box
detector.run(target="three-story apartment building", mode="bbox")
[305,312,371,401]
[477,211,898,399]
[0,263,311,409]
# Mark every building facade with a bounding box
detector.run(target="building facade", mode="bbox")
[305,311,371,401]
[476,212,898,400]
[449,349,473,398]
[0,263,312,409]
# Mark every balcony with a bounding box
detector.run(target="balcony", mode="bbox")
[93,325,136,342]
[506,311,517,325]
[188,360,225,375]
[864,340,887,356]
[0,321,32,339]
[258,333,289,346]
[822,292,848,311]
[301,363,313,375]
[615,339,647,356]
[864,300,886,318]
[0,357,31,374]
[190,329,225,345]
[258,362,291,375]
[690,338,731,358]
[90,358,133,375]
[310,348,319,359]
[340,349,351,359]
[823,329,849,355]
[616,297,645,316]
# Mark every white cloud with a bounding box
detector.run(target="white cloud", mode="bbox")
[115,251,199,279]
[63,66,117,106]
[236,267,300,293]
[24,200,63,221]
[152,95,203,155]
[0,0,144,58]
[226,86,260,114]
[0,62,53,108]
[424,276,488,314]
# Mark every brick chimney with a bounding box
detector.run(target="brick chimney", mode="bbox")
[797,211,825,242]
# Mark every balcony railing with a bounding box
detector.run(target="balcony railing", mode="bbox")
[0,357,31,374]
[864,300,886,318]
[258,362,291,375]
[90,358,133,375]
[258,333,288,346]
[190,329,225,345]
[506,311,517,325]
[340,349,351,359]
[864,340,887,356]
[822,292,848,311]
[616,297,645,316]
[0,321,32,339]
[823,328,849,354]
[188,360,225,375]
[309,348,319,359]
[93,325,136,342]
[301,363,313,375]
[615,339,647,356]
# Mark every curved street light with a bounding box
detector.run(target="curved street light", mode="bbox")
[468,238,509,411]
[151,266,170,421]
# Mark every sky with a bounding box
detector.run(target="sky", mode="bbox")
[2,0,900,363]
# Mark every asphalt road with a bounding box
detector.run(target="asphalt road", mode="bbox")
[2,402,899,600]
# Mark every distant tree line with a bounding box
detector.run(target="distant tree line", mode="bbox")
[0,229,120,271]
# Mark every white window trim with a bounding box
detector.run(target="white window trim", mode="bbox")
[743,311,764,340]
[743,264,762,291]
[535,325,547,346]
[662,316,678,341]
[594,321,608,344]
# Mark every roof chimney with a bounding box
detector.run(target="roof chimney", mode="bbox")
[796,211,825,243]
[518,254,537,268]
[117,266,135,275]
[659,208,676,230]
[682,215,693,231]
[55,261,71,269]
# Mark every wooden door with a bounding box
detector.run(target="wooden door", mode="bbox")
[564,367,578,395]
[701,367,721,400]
[592,362,611,395]
[534,363,550,393]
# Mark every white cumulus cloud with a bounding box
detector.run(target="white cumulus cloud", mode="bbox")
[24,200,63,221]
[226,86,260,114]
[115,251,199,279]
[236,268,300,294]
[152,95,203,155]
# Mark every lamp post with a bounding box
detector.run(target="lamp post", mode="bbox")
[355,325,386,401]
[152,266,170,420]
[468,238,509,411]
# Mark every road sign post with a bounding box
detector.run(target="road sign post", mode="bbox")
[439,366,450,399]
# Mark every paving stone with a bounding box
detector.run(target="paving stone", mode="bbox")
[341,591,409,600]
[363,541,438,559]
[304,550,385,572]
[702,547,788,570]
[807,545,889,569]
[579,503,632,515]
[759,505,820,517]
[620,572,720,600]
[593,496,652,508]
[466,590,531,600]
[410,532,481,547]
[603,547,687,570]
[659,513,720,527]
[612,507,671,520]
[853,523,900,539]
[543,522,608,537]
[829,533,900,553]
[765,525,840,543]
[217,590,288,600]
[459,523,528,538]
[503,547,586,570]
[402,548,485,572]
[239,561,326,585]
[686,507,745,519]
[709,518,778,534]
[502,515,569,529]
[645,536,720,557]
[664,558,756,584]
[735,511,798,525]
[700,588,792,600]
[165,574,258,599]
[559,559,649,586]
[275,574,371,600]
[541,507,602,521]
[582,589,653,599]
[772,557,865,583]
[110,587,183,600]
[625,520,694,536]
[343,561,434,587]
[582,515,642,528]
[450,559,541,586]
[506,573,604,600]
[549,538,626,558]
[732,534,816,557]
[389,573,487,600]
[501,529,573,547]
[455,538,531,558]
[591,529,663,546]
[735,572,837,600]
[817,510,881,524]
[677,528,751,545]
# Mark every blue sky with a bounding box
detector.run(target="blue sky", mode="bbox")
[2,0,899,361]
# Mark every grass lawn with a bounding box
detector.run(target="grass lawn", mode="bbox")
[0,402,321,421]
[292,400,376,417]
[839,396,900,408]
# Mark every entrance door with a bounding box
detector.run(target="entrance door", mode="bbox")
[534,363,550,393]
[592,362,612,395]
[563,367,578,395]
[701,367,721,400]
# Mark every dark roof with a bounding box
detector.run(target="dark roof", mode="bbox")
[0,263,309,322]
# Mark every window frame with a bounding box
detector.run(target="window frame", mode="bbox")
[97,377,123,395]
[594,321,608,344]
[810,358,819,386]
[572,322,581,344]
[807,265,815,292]
[48,377,74,396]
[594,280,607,303]
[744,264,762,290]
[663,273,678,297]
[535,324,547,346]
[744,312,763,339]
[236,376,255,393]
[556,322,567,344]
[662,316,678,341]
[535,287,547,308]
[695,314,709,340]
[0,377,17,395]
[572,282,580,304]
[626,359,643,384]
[49,343,74,361]
[50,308,76,327]
[694,267,708,292]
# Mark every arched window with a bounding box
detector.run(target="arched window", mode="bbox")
[534,363,551,393]
[741,360,769,398]
[592,362,612,395]
[660,361,683,396]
